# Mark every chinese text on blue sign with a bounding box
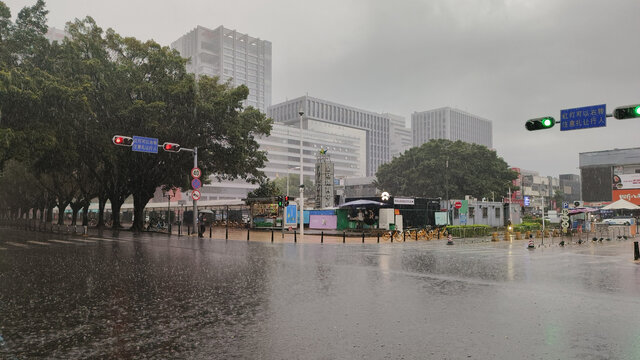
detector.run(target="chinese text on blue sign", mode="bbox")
[132,136,159,153]
[560,104,606,131]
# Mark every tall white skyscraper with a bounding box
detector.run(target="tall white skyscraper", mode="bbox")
[171,25,272,112]
[412,107,493,148]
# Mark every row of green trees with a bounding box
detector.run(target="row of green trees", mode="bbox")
[0,1,272,231]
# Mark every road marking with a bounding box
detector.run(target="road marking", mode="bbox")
[6,241,29,248]
[50,239,75,245]
[87,237,124,242]
[27,241,51,246]
[69,238,96,244]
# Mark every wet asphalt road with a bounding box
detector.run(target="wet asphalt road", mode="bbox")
[1,227,640,359]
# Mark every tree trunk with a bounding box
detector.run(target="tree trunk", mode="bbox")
[82,202,90,226]
[97,193,107,228]
[110,198,123,229]
[70,202,84,226]
[131,193,152,233]
[57,202,69,225]
[46,206,54,223]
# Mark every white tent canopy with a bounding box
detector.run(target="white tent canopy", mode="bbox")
[602,199,640,210]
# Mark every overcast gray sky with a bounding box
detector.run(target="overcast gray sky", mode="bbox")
[6,0,640,177]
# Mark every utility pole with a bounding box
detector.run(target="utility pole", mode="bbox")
[299,110,305,242]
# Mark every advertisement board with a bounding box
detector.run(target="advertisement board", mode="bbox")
[612,189,640,205]
[612,174,640,190]
[309,215,337,230]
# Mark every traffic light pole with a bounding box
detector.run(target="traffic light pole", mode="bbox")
[193,147,198,234]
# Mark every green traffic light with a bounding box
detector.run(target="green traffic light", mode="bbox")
[635,106,640,116]
[542,118,553,127]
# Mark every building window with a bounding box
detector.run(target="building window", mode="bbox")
[495,208,501,218]
[482,207,488,218]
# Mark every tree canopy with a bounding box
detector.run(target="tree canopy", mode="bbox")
[0,1,272,231]
[375,139,518,200]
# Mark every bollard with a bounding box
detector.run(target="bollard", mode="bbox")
[515,231,522,240]
[178,222,181,236]
[187,225,191,235]
[403,231,406,242]
[209,225,212,238]
[362,232,365,243]
[271,229,274,243]
[343,231,346,243]
[247,229,250,241]
[492,232,499,242]
[321,231,324,243]
[635,241,639,261]
[415,231,418,241]
[226,227,228,240]
[294,230,297,243]
[377,233,380,243]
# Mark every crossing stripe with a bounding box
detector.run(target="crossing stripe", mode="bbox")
[6,241,28,248]
[50,239,75,245]
[68,238,96,244]
[27,241,51,246]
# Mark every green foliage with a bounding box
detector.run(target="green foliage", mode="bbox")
[247,179,281,199]
[0,3,272,229]
[375,139,518,199]
[513,222,542,232]
[446,224,491,237]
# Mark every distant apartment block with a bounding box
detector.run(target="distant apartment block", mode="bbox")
[268,96,390,176]
[171,25,272,112]
[412,107,493,148]
[383,113,412,158]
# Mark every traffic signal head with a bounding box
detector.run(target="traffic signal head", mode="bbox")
[162,142,181,152]
[112,135,133,146]
[277,195,283,207]
[525,117,556,131]
[284,196,289,206]
[613,104,640,120]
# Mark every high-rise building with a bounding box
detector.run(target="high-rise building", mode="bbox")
[383,113,412,158]
[196,122,365,201]
[559,174,581,203]
[171,25,272,112]
[268,96,390,176]
[412,107,493,148]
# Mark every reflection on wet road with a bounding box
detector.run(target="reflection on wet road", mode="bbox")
[1,228,639,359]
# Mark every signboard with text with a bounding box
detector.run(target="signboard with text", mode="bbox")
[132,136,158,153]
[613,173,640,190]
[560,104,606,131]
[612,189,640,205]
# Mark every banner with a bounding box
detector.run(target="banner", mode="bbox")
[612,189,640,205]
[613,174,640,190]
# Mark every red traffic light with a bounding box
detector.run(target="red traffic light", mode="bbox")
[162,142,181,152]
[112,135,133,146]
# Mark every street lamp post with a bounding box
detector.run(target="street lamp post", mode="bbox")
[299,110,305,241]
[162,188,176,234]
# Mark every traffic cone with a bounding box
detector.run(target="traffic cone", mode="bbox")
[446,234,454,245]
[527,239,535,249]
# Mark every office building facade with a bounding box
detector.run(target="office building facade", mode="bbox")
[268,96,390,176]
[171,25,272,112]
[412,107,493,148]
[383,113,412,158]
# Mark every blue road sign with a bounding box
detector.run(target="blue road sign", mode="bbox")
[285,205,297,225]
[191,178,202,190]
[563,202,569,209]
[132,136,158,153]
[524,196,530,206]
[560,104,606,131]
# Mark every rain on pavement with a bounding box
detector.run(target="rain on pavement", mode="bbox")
[1,226,640,359]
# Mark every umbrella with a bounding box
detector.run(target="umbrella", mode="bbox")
[601,199,640,210]
[338,199,387,208]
